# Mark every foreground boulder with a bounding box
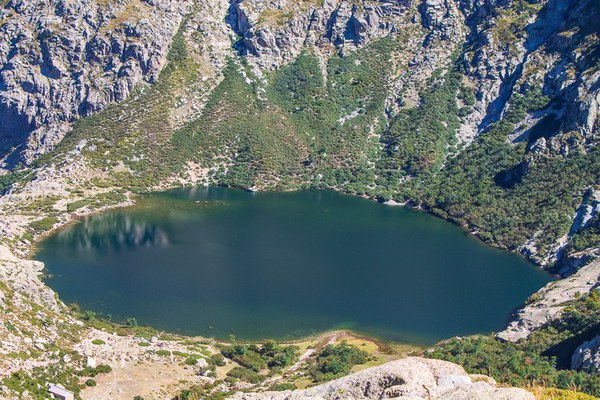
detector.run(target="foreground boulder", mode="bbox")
[230,357,533,399]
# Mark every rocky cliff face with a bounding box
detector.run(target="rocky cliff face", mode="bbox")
[228,0,415,67]
[227,0,469,110]
[224,0,600,154]
[0,0,472,166]
[3,0,597,176]
[0,0,188,165]
[450,0,599,159]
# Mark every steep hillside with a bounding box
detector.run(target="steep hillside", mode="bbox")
[0,0,189,164]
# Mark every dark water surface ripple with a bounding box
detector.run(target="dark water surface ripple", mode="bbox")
[37,188,552,344]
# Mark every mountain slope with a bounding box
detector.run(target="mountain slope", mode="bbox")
[2,0,598,267]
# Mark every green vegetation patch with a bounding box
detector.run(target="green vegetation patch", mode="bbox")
[226,366,265,384]
[567,213,600,253]
[29,217,58,233]
[308,341,369,382]
[2,363,111,399]
[379,65,462,180]
[221,340,299,372]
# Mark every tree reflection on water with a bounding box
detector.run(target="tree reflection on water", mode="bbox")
[53,213,169,253]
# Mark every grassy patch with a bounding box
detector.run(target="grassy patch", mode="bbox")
[29,217,58,233]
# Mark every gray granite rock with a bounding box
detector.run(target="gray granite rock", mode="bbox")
[229,357,535,399]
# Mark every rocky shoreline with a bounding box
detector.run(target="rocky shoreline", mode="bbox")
[497,258,600,343]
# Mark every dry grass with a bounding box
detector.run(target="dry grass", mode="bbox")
[101,0,150,33]
[257,0,324,27]
[529,387,598,400]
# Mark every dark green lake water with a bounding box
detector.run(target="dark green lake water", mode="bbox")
[38,188,552,343]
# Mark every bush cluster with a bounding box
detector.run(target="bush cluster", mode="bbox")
[221,340,299,372]
[308,341,369,382]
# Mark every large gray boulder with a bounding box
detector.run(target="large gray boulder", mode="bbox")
[229,357,534,399]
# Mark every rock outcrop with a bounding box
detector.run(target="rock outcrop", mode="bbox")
[0,245,58,311]
[459,0,599,156]
[227,0,416,69]
[572,335,600,375]
[0,0,189,165]
[230,357,534,399]
[0,245,70,375]
[497,258,600,342]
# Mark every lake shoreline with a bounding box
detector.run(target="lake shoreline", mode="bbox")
[37,187,552,343]
[18,183,559,341]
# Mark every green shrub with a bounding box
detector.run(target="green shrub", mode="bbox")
[269,382,296,391]
[76,364,112,378]
[4,322,17,333]
[226,366,265,384]
[95,364,112,374]
[67,200,89,212]
[82,310,96,321]
[91,339,105,345]
[221,341,299,372]
[209,353,226,366]
[185,356,198,366]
